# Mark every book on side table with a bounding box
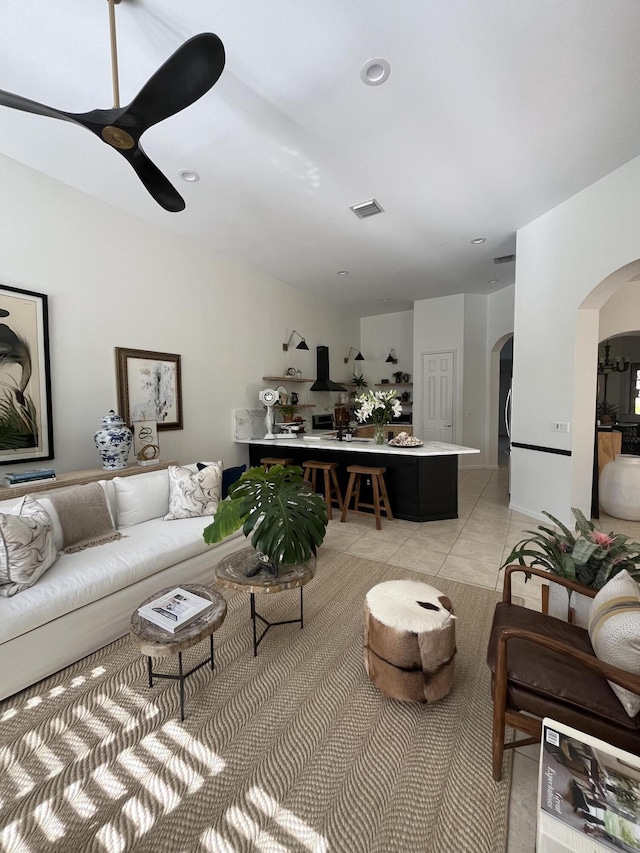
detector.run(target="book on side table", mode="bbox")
[137,587,215,633]
[0,469,56,487]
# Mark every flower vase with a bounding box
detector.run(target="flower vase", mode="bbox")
[374,423,386,445]
[94,410,132,470]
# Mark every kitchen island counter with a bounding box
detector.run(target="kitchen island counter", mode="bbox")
[237,436,480,522]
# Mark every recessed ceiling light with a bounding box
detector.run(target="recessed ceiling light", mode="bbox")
[488,279,498,284]
[337,270,349,276]
[471,237,486,244]
[178,169,200,182]
[381,298,390,302]
[361,58,390,86]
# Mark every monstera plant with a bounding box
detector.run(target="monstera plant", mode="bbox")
[203,464,328,573]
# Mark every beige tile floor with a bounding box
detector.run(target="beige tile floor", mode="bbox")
[320,465,640,852]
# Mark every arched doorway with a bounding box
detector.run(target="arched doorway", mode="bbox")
[487,333,514,469]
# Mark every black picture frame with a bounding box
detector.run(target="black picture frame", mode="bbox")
[0,284,54,465]
[116,348,183,431]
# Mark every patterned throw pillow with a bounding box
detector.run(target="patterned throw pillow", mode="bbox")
[588,569,640,717]
[164,463,223,520]
[0,495,58,597]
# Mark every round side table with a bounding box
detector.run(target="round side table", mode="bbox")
[215,547,315,656]
[130,584,227,721]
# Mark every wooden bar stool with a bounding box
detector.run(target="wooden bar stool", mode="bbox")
[340,465,392,530]
[302,460,343,520]
[260,456,294,472]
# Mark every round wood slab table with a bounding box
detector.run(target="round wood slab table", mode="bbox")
[215,547,315,656]
[130,584,227,721]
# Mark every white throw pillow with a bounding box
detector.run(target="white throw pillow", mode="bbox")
[0,495,58,597]
[114,469,171,528]
[164,463,223,520]
[588,569,640,717]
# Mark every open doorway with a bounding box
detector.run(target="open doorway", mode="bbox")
[498,337,513,468]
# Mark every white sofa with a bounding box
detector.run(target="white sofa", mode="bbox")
[0,464,245,701]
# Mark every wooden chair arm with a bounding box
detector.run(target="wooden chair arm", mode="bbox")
[501,564,598,603]
[495,625,640,696]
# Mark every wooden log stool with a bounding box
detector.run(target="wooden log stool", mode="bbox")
[340,464,392,530]
[301,460,343,520]
[260,456,294,472]
[364,580,456,703]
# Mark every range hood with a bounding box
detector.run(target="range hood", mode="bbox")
[310,346,347,392]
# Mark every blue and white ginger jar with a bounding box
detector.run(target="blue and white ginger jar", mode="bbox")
[94,410,132,470]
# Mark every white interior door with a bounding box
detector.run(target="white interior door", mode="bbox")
[421,351,454,442]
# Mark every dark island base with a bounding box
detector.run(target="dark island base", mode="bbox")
[248,444,459,523]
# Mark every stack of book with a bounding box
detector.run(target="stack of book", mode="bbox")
[138,587,214,633]
[0,468,57,488]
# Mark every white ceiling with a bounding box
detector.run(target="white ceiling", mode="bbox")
[1,0,639,318]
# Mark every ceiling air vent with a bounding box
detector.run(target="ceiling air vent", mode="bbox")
[493,254,515,264]
[350,198,385,219]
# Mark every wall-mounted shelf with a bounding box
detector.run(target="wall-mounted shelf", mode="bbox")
[263,376,313,383]
[274,403,315,409]
[375,382,413,387]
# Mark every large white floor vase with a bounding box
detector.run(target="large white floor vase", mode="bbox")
[599,453,640,521]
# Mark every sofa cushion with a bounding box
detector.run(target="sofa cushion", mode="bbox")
[164,463,222,520]
[201,463,246,499]
[0,495,58,597]
[114,469,170,528]
[588,570,640,718]
[45,482,122,552]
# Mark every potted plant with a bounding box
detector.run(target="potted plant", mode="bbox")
[354,387,403,445]
[501,507,640,624]
[597,400,619,424]
[278,404,299,423]
[203,464,328,575]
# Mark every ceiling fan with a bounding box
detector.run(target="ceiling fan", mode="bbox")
[0,0,225,212]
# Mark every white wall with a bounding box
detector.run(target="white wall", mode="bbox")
[462,294,488,458]
[511,155,640,524]
[0,155,359,474]
[413,295,465,447]
[360,310,413,398]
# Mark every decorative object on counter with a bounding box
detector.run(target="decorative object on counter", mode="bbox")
[354,388,402,445]
[385,349,398,364]
[501,507,640,589]
[344,346,365,363]
[279,404,299,423]
[596,399,618,425]
[285,367,298,376]
[388,432,423,447]
[116,348,182,431]
[282,330,309,351]
[380,379,389,384]
[0,284,54,465]
[203,464,328,575]
[259,388,278,439]
[290,391,299,405]
[401,391,411,403]
[393,370,404,383]
[132,420,160,465]
[94,410,132,470]
[403,373,411,383]
[600,454,640,521]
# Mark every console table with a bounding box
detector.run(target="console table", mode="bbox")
[0,460,177,500]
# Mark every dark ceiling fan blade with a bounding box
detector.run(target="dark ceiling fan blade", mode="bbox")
[0,88,79,126]
[122,33,225,130]
[122,145,185,212]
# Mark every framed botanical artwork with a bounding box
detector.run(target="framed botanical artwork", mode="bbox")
[0,284,53,465]
[116,348,182,430]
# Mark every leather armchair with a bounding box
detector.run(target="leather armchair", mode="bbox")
[486,565,640,781]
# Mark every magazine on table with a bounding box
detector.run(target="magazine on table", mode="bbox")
[538,718,640,852]
[138,587,213,633]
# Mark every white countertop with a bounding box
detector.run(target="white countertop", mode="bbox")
[237,434,480,457]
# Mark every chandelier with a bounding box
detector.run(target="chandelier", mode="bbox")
[598,341,629,375]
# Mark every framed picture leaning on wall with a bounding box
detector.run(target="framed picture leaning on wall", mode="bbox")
[0,284,53,465]
[116,348,183,430]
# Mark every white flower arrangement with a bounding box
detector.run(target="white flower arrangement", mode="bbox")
[354,388,403,426]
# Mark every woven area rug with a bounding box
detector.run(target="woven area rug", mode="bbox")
[0,551,512,853]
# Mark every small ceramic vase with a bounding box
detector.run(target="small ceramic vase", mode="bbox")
[94,410,132,470]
